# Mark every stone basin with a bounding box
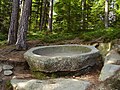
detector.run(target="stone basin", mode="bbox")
[24,45,101,72]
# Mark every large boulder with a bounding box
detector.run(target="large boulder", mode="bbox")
[98,70,120,90]
[105,49,120,65]
[99,64,120,81]
[98,45,120,89]
[11,78,92,90]
[24,45,101,73]
[99,46,120,81]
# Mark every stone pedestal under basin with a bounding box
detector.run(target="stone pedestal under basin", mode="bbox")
[24,45,101,72]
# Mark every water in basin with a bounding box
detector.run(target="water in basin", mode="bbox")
[33,46,91,57]
[42,52,82,57]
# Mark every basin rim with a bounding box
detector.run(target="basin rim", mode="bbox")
[24,44,99,58]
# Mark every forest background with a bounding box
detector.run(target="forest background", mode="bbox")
[0,0,120,50]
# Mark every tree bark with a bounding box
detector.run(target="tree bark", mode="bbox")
[40,0,47,31]
[19,0,25,23]
[8,0,19,44]
[81,0,86,30]
[48,0,53,32]
[39,0,43,30]
[16,0,32,50]
[44,1,49,29]
[67,1,71,31]
[35,0,40,28]
[105,0,109,28]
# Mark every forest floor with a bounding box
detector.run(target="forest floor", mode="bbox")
[0,38,102,90]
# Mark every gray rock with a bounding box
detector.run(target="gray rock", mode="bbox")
[98,43,112,56]
[0,65,2,72]
[0,78,3,83]
[97,43,120,89]
[24,45,101,72]
[3,65,13,70]
[4,70,13,76]
[99,64,120,81]
[98,70,120,90]
[105,50,120,65]
[11,78,92,90]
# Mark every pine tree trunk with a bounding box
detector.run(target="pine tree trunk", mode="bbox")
[8,0,19,44]
[67,1,71,31]
[105,0,109,28]
[44,1,49,29]
[16,0,32,50]
[48,0,53,32]
[19,0,25,23]
[40,0,47,31]
[81,0,86,30]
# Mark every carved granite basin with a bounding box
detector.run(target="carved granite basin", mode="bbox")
[24,45,100,72]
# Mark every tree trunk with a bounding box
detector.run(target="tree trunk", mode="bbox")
[19,0,25,23]
[8,0,19,44]
[67,1,71,31]
[44,1,49,29]
[105,0,109,28]
[40,0,47,31]
[81,0,86,30]
[39,0,43,30]
[35,0,40,28]
[48,0,53,32]
[16,0,32,50]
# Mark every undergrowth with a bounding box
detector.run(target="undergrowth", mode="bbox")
[27,27,120,43]
[0,27,119,46]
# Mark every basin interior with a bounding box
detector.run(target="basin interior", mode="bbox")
[33,46,91,57]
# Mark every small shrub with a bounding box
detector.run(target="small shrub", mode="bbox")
[0,33,7,41]
[5,80,13,90]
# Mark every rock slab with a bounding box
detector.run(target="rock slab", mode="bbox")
[105,50,120,65]
[0,65,2,72]
[99,48,120,81]
[3,65,13,70]
[4,70,13,76]
[0,78,2,83]
[99,64,120,81]
[11,78,92,90]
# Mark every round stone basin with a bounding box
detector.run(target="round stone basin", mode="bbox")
[24,45,100,72]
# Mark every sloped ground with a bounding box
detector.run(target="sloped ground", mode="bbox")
[0,39,102,90]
